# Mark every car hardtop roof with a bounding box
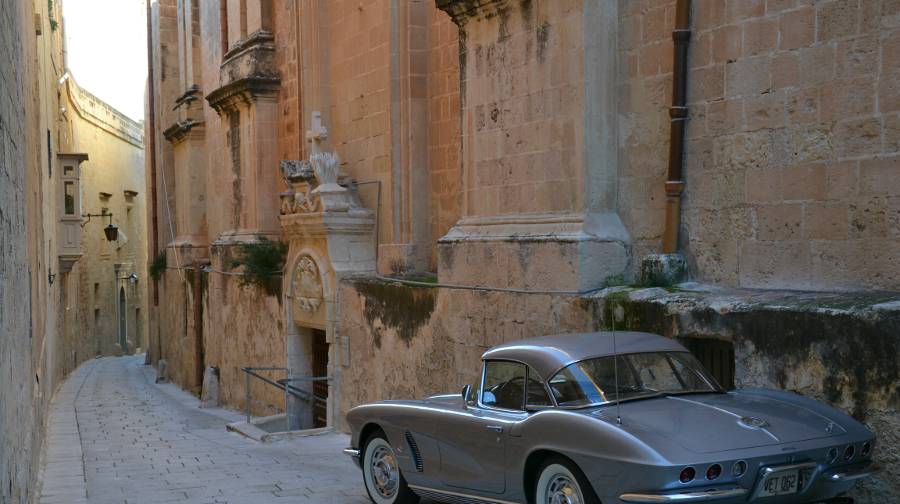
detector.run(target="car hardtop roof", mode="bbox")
[481,331,689,381]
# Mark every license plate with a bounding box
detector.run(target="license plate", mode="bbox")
[761,469,800,497]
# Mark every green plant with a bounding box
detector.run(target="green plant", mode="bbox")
[230,237,288,296]
[48,0,58,31]
[149,251,167,280]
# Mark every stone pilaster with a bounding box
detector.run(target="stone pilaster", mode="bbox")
[206,29,281,244]
[164,86,208,260]
[435,0,630,291]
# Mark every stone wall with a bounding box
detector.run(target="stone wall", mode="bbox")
[336,279,898,502]
[618,0,900,290]
[154,253,285,416]
[0,2,40,501]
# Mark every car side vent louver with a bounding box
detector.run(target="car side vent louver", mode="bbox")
[404,430,424,472]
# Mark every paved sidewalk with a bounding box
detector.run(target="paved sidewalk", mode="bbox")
[38,356,371,504]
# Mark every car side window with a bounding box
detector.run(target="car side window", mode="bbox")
[526,367,553,407]
[482,361,526,410]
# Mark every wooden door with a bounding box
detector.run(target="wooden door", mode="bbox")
[311,329,328,427]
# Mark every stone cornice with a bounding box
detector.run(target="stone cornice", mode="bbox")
[280,211,375,240]
[435,0,513,25]
[222,30,275,63]
[163,119,205,144]
[205,76,281,114]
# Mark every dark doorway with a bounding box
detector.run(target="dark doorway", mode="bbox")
[679,337,735,390]
[311,329,328,427]
[118,287,128,353]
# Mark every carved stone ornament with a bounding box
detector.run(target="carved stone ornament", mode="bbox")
[291,255,324,314]
[311,152,340,186]
[280,159,315,185]
[279,160,321,215]
[280,112,365,216]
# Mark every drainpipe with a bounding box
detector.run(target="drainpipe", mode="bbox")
[146,1,162,365]
[662,0,692,253]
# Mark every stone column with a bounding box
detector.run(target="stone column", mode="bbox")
[436,0,630,291]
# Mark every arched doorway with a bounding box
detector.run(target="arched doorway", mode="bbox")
[118,286,128,353]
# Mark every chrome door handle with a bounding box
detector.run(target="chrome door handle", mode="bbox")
[485,425,504,433]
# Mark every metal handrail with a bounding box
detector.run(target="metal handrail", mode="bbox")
[240,367,329,424]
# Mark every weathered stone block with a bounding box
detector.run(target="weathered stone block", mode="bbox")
[757,203,803,240]
[640,253,689,287]
[779,6,815,50]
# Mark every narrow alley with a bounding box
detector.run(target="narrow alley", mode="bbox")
[37,357,370,504]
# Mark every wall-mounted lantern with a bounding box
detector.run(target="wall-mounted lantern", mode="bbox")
[81,211,119,242]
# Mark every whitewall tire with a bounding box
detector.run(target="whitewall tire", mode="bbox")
[535,458,600,504]
[362,431,418,504]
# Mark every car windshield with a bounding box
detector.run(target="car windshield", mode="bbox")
[549,352,721,407]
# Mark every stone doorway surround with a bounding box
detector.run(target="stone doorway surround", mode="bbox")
[280,114,376,430]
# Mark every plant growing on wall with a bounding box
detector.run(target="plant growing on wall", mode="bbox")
[230,238,288,297]
[48,0,58,31]
[149,251,167,280]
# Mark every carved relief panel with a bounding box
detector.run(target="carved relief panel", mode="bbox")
[290,254,325,327]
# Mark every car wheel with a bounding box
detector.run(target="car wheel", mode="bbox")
[362,430,419,504]
[535,457,600,504]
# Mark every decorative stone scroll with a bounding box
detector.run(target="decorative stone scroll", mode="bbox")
[291,255,324,316]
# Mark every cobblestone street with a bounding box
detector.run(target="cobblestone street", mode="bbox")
[37,356,370,504]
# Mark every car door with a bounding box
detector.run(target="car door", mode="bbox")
[438,360,528,494]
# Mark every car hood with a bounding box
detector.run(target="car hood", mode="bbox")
[593,392,845,454]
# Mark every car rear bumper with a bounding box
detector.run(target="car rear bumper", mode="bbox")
[822,463,880,483]
[617,463,880,503]
[620,487,747,502]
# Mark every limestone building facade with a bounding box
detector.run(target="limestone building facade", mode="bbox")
[0,1,146,501]
[62,77,149,359]
[145,1,899,500]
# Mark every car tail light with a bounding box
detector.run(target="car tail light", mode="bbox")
[731,460,747,478]
[706,464,722,480]
[679,467,696,483]
[843,444,855,461]
[827,447,838,464]
[861,442,871,457]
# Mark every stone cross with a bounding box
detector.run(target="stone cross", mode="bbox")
[306,111,328,157]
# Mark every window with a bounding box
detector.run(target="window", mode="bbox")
[525,367,553,408]
[64,181,75,215]
[481,361,526,410]
[47,130,52,177]
[549,352,720,408]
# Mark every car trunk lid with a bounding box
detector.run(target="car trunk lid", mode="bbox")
[601,392,844,454]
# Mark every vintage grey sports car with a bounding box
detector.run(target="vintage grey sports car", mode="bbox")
[344,331,879,504]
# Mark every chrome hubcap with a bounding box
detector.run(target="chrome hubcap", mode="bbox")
[370,445,399,499]
[546,474,582,504]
